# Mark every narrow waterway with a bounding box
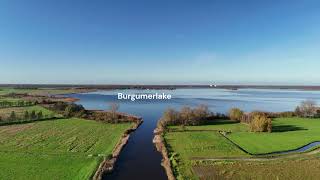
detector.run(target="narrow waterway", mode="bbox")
[68,88,320,180]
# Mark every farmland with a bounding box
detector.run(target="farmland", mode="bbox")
[192,155,320,180]
[0,105,57,119]
[0,118,132,180]
[163,118,320,179]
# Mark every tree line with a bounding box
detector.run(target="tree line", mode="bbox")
[0,100,35,108]
[0,110,55,122]
[157,105,222,130]
[47,101,139,123]
[159,100,320,133]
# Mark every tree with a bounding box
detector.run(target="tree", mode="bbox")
[109,103,120,120]
[24,111,30,120]
[159,108,179,127]
[180,106,193,125]
[229,108,244,121]
[193,104,210,124]
[64,104,85,118]
[295,100,317,118]
[9,111,16,121]
[30,110,36,120]
[37,111,43,120]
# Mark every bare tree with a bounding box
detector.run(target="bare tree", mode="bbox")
[109,103,120,120]
[295,100,317,118]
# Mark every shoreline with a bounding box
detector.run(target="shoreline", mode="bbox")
[153,126,176,180]
[3,84,320,91]
[92,118,143,180]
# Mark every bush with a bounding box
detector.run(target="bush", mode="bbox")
[37,111,43,119]
[249,113,272,132]
[229,108,244,121]
[24,111,30,120]
[9,111,16,121]
[30,110,37,120]
[63,104,85,118]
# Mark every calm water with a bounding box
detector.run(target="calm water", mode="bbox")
[68,88,320,180]
[268,141,320,155]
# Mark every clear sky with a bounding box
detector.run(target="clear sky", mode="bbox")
[0,0,320,85]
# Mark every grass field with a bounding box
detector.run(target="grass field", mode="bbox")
[193,155,320,180]
[0,105,59,120]
[164,118,320,179]
[228,117,320,154]
[0,118,132,180]
[164,121,249,179]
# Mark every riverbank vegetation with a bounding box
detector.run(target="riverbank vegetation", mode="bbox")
[156,103,320,180]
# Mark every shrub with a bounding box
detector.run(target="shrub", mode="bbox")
[63,104,85,118]
[24,111,30,120]
[30,110,37,120]
[37,111,43,119]
[249,113,272,132]
[229,108,244,121]
[9,111,17,121]
[277,111,295,118]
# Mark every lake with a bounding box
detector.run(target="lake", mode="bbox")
[68,88,320,180]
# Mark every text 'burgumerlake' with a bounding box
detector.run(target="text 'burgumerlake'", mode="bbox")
[117,93,172,101]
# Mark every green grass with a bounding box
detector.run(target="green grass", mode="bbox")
[168,120,247,132]
[164,122,248,179]
[0,105,59,120]
[0,97,25,102]
[228,117,320,154]
[0,118,132,180]
[193,156,320,180]
[164,118,320,179]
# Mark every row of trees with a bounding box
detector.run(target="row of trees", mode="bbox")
[47,101,139,123]
[158,105,211,129]
[0,100,34,108]
[0,110,54,122]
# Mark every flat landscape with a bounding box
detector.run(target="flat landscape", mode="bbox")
[0,87,88,96]
[228,117,320,154]
[164,118,320,180]
[0,118,132,180]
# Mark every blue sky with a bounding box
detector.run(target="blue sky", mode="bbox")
[0,0,320,85]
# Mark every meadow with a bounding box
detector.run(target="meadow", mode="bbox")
[192,154,320,180]
[0,118,132,180]
[0,105,56,117]
[228,117,320,154]
[164,118,320,179]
